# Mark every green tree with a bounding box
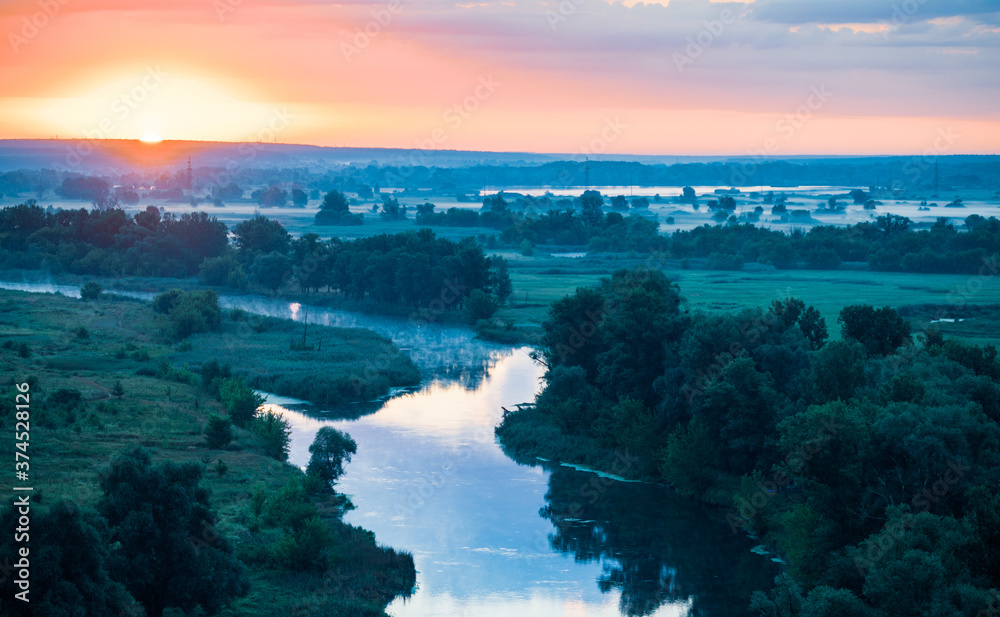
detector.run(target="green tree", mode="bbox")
[579,190,604,226]
[232,214,290,259]
[693,357,782,472]
[660,418,719,496]
[80,281,103,300]
[320,189,350,214]
[252,185,288,207]
[487,256,513,306]
[204,414,233,449]
[218,376,265,427]
[250,251,292,293]
[803,341,867,403]
[838,304,912,357]
[98,446,248,617]
[770,298,828,350]
[252,409,292,461]
[0,501,140,617]
[198,253,243,287]
[306,426,358,488]
[316,191,363,225]
[464,288,498,323]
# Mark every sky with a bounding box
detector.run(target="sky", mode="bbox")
[0,0,998,155]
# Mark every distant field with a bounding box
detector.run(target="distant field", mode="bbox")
[499,258,1000,344]
[21,185,1000,241]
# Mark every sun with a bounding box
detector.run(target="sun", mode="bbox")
[140,133,163,144]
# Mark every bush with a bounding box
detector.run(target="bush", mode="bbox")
[251,409,291,461]
[204,414,234,449]
[80,281,103,300]
[660,419,720,497]
[153,289,222,340]
[464,288,498,323]
[321,211,364,226]
[199,254,244,287]
[707,252,744,270]
[217,376,264,427]
[272,516,332,571]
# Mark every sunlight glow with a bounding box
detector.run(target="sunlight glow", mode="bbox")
[37,66,284,143]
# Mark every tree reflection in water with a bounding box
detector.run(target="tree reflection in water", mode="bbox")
[539,464,779,617]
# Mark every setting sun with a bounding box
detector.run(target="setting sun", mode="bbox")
[139,133,162,144]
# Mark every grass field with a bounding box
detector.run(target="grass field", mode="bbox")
[0,289,415,616]
[496,256,1000,344]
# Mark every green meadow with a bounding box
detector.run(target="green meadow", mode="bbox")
[0,289,416,616]
[495,256,1000,344]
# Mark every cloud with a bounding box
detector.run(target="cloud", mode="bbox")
[750,0,1000,25]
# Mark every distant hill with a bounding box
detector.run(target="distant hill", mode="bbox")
[0,139,738,173]
[0,139,996,193]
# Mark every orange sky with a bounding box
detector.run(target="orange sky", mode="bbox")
[1,0,998,155]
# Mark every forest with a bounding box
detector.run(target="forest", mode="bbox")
[497,267,1000,616]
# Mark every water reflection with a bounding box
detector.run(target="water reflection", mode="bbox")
[268,350,775,617]
[540,464,779,617]
[2,281,778,616]
[213,294,515,385]
[0,280,512,385]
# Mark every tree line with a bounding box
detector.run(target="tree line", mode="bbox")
[0,202,228,277]
[0,202,513,319]
[670,214,1000,274]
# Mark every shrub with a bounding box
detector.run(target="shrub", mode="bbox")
[217,377,264,427]
[153,289,222,340]
[464,288,498,323]
[198,254,243,287]
[80,281,103,300]
[251,409,291,461]
[272,516,332,571]
[204,414,234,449]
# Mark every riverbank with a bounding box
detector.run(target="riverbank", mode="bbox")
[0,288,416,615]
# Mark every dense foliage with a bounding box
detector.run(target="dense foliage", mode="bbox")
[415,191,669,252]
[323,230,512,308]
[670,215,1000,274]
[98,445,249,617]
[499,267,1000,616]
[0,202,228,276]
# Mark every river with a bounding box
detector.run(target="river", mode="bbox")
[2,280,780,617]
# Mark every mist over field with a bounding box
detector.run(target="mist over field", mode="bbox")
[1,1,999,616]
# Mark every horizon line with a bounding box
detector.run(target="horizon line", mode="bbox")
[0,137,997,160]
